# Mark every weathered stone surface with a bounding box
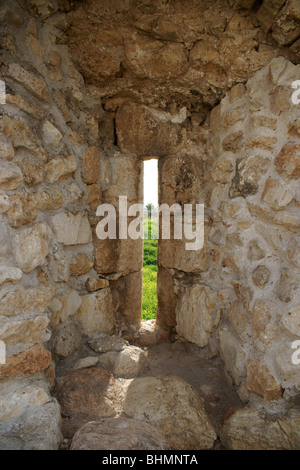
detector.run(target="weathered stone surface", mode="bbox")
[4,192,37,228]
[86,277,109,292]
[87,333,128,354]
[52,322,82,359]
[77,289,115,336]
[261,178,293,209]
[71,417,167,450]
[252,300,279,351]
[220,406,300,450]
[0,117,47,162]
[73,356,99,370]
[16,156,44,186]
[45,155,77,183]
[275,344,300,387]
[5,93,45,120]
[1,63,50,101]
[86,183,102,210]
[0,266,22,286]
[176,284,217,348]
[0,141,14,161]
[124,34,189,79]
[0,381,51,422]
[51,212,92,245]
[115,102,184,158]
[229,156,269,198]
[34,188,63,210]
[282,305,300,337]
[276,267,300,303]
[134,319,170,347]
[113,345,148,378]
[247,240,265,261]
[123,376,217,450]
[219,330,247,385]
[13,222,52,273]
[275,143,300,179]
[246,359,282,401]
[0,162,23,190]
[222,131,244,153]
[0,344,51,381]
[54,368,125,437]
[0,399,62,450]
[69,253,94,276]
[49,288,82,327]
[41,121,62,147]
[82,146,100,184]
[0,285,54,317]
[252,265,270,287]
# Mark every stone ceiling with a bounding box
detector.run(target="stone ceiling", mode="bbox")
[61,0,300,115]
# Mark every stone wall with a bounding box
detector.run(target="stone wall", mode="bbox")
[0,0,299,450]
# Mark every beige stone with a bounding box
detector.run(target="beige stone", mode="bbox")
[0,116,47,162]
[1,63,50,101]
[0,344,51,381]
[246,359,282,401]
[86,183,101,210]
[45,155,77,183]
[16,156,44,186]
[77,289,115,336]
[51,212,92,245]
[5,94,45,120]
[252,265,270,287]
[123,375,217,450]
[0,162,23,190]
[49,288,82,327]
[34,188,63,210]
[82,146,100,184]
[261,178,293,210]
[70,417,167,450]
[52,322,82,359]
[275,143,300,179]
[0,141,14,161]
[0,285,54,317]
[220,406,300,450]
[42,121,62,147]
[113,345,148,378]
[69,253,94,276]
[0,384,51,422]
[282,305,300,337]
[4,192,37,228]
[85,278,109,292]
[0,266,22,286]
[219,329,247,385]
[124,34,189,79]
[222,131,244,153]
[13,222,52,273]
[73,357,99,370]
[176,284,217,348]
[0,315,50,354]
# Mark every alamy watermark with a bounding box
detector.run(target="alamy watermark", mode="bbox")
[95,197,204,251]
[0,341,6,365]
[291,80,300,105]
[0,79,6,105]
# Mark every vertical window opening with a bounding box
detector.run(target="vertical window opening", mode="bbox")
[142,159,158,321]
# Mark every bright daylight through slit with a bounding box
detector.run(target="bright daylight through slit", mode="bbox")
[142,159,158,320]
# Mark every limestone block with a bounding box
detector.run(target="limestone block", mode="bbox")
[0,315,50,355]
[0,162,23,190]
[51,212,92,245]
[16,156,44,186]
[220,406,300,450]
[5,94,45,120]
[86,277,109,292]
[0,285,54,317]
[176,284,217,348]
[49,288,82,327]
[13,222,52,273]
[73,357,99,370]
[275,143,300,180]
[0,383,51,422]
[52,322,82,359]
[34,188,63,210]
[0,399,62,450]
[123,375,217,450]
[222,131,244,153]
[44,155,77,183]
[69,253,94,276]
[77,289,115,336]
[0,141,14,161]
[0,116,47,162]
[4,192,37,228]
[42,121,62,147]
[261,178,293,210]
[115,102,184,158]
[82,146,100,184]
[0,266,22,286]
[0,222,10,257]
[0,344,51,381]
[1,63,50,101]
[113,345,148,378]
[246,359,282,401]
[124,34,189,79]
